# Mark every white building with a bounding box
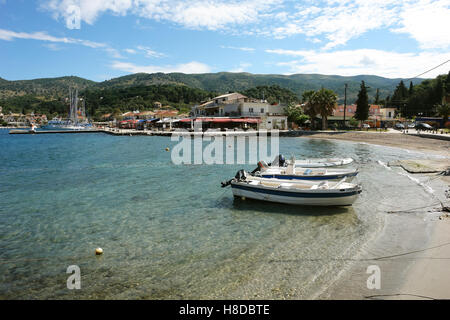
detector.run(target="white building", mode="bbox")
[192,92,288,129]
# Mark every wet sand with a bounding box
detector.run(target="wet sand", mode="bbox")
[304,131,450,157]
[304,132,450,300]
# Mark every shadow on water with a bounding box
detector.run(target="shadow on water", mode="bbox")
[230,197,353,217]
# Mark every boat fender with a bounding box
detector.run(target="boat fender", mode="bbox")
[95,248,103,255]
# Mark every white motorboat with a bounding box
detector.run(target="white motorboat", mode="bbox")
[222,170,362,206]
[253,160,358,181]
[272,154,354,168]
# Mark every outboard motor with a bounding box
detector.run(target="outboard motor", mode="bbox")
[235,169,247,181]
[279,154,286,167]
[221,169,247,188]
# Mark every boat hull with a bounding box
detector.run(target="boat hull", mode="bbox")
[291,158,354,168]
[231,182,361,206]
[260,171,358,181]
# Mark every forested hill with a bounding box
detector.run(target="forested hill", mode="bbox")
[0,76,95,99]
[0,72,426,103]
[94,72,418,103]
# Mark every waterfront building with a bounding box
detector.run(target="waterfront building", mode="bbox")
[190,92,288,130]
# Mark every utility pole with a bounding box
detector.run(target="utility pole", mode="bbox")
[343,83,347,129]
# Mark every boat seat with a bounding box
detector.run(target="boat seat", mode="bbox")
[280,183,293,189]
[249,180,260,185]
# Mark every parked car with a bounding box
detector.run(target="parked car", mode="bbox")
[362,124,370,129]
[394,123,405,130]
[408,123,415,128]
[415,123,433,130]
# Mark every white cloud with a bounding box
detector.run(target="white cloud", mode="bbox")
[0,28,106,48]
[42,0,282,30]
[230,62,252,72]
[124,48,137,54]
[41,1,450,51]
[268,48,450,78]
[392,0,450,49]
[136,45,165,58]
[111,60,212,74]
[0,28,128,58]
[220,45,255,52]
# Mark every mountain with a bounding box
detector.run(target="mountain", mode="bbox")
[0,76,96,99]
[0,72,427,103]
[94,72,418,103]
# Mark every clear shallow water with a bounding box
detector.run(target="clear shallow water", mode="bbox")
[0,129,440,299]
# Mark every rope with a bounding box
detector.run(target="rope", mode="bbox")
[364,293,439,300]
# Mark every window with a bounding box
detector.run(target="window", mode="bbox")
[249,108,254,113]
[260,108,265,114]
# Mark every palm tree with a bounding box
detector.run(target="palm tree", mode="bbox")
[308,88,338,130]
[436,102,450,125]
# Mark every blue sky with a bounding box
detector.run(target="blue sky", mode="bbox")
[1,0,449,81]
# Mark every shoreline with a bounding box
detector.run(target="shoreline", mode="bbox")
[303,132,450,300]
[301,131,450,158]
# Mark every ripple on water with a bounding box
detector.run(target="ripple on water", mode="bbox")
[0,131,438,299]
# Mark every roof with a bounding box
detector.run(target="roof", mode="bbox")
[213,92,247,100]
[138,111,156,116]
[154,110,178,117]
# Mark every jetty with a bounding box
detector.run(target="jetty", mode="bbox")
[9,129,104,134]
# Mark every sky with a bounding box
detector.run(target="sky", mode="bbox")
[0,0,449,81]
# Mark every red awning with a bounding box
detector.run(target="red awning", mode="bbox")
[231,118,261,123]
[180,117,262,123]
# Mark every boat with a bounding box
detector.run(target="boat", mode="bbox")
[221,170,362,206]
[42,118,91,130]
[41,88,92,131]
[253,160,358,181]
[272,154,354,168]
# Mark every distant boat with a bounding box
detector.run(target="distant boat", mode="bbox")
[222,170,362,206]
[272,154,354,168]
[41,88,92,131]
[42,118,91,131]
[254,160,358,181]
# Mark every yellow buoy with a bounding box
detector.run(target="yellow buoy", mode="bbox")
[165,147,170,151]
[95,248,103,255]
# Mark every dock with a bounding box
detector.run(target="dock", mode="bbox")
[9,129,104,134]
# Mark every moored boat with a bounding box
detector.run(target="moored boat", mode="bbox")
[253,160,358,181]
[272,154,354,168]
[222,170,362,206]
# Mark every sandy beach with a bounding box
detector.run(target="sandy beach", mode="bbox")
[303,131,450,300]
[304,130,450,157]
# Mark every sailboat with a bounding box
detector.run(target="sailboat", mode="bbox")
[42,88,92,130]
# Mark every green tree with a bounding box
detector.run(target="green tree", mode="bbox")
[285,103,309,126]
[374,88,380,104]
[301,90,315,103]
[307,88,337,130]
[436,103,450,125]
[355,81,370,126]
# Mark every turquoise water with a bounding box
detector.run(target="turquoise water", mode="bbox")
[0,129,438,299]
